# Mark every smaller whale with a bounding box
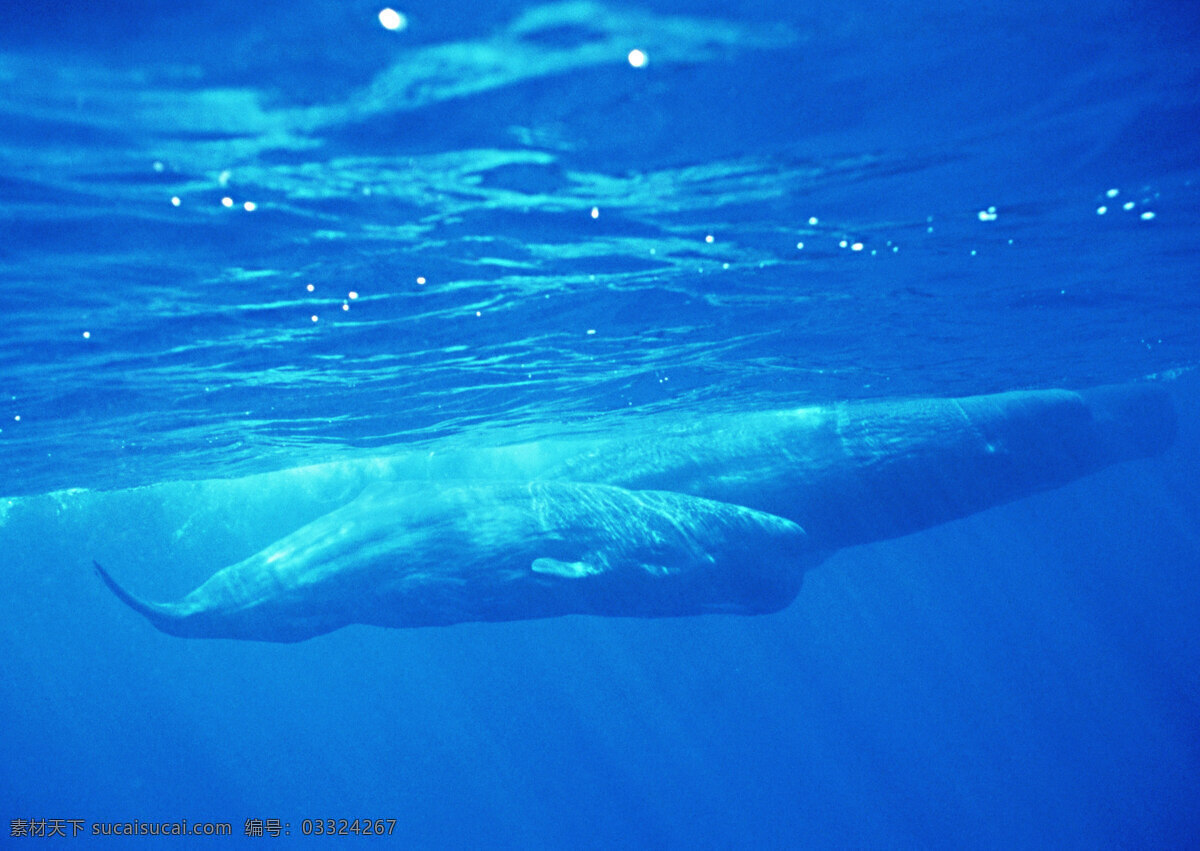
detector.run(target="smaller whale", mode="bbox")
[94,481,813,642]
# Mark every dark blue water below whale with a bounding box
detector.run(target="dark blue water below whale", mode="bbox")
[2,0,1199,846]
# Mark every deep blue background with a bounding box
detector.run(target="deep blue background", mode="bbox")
[1,0,1199,846]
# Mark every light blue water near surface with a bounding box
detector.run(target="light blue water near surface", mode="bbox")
[2,0,1199,846]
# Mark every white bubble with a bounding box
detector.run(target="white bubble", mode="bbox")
[342,303,350,311]
[590,207,600,219]
[1123,201,1135,211]
[796,242,804,249]
[221,197,233,208]
[243,201,256,212]
[306,284,315,292]
[416,276,426,285]
[348,291,359,299]
[628,49,647,68]
[378,8,407,31]
[704,234,714,243]
[82,331,90,339]
[311,315,318,323]
[1106,188,1119,198]
[808,216,818,226]
[1140,211,1156,220]
[586,329,596,335]
[1096,206,1107,215]
[170,196,180,207]
[851,242,864,251]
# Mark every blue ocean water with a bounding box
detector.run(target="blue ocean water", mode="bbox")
[2,0,1199,846]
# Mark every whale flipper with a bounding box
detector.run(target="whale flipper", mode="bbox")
[531,558,601,578]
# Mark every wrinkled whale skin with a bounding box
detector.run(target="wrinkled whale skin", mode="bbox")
[94,383,1176,642]
[541,384,1176,548]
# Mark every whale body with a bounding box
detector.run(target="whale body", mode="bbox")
[95,482,813,641]
[95,383,1177,642]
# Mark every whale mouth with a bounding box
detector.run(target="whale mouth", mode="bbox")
[92,561,194,638]
[93,561,153,616]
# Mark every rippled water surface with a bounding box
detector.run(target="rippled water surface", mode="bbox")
[3,0,1199,494]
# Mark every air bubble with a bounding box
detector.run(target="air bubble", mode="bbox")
[378,8,407,31]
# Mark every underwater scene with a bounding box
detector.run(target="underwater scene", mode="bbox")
[2,0,1199,846]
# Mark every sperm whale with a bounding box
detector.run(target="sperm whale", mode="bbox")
[94,383,1176,642]
[94,481,813,641]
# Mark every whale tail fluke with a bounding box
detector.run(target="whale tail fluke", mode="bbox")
[93,561,191,637]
